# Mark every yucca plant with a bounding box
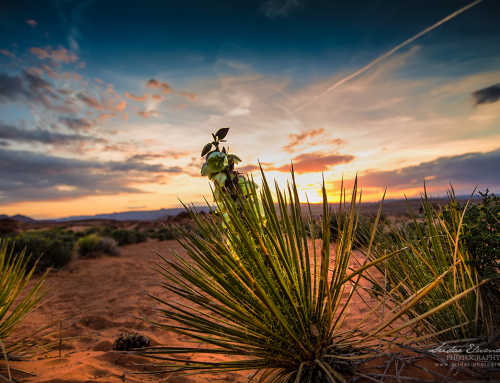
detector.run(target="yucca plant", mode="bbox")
[362,187,497,344]
[133,129,487,382]
[0,240,73,381]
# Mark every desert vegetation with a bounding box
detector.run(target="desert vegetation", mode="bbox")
[1,129,498,382]
[129,128,500,382]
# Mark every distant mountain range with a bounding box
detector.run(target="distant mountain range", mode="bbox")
[0,214,36,222]
[55,206,212,222]
[0,194,484,223]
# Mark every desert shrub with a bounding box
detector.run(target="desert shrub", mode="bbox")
[441,189,500,320]
[150,227,176,240]
[110,229,148,246]
[84,225,116,238]
[365,189,496,343]
[0,229,75,271]
[95,237,120,256]
[77,234,100,257]
[77,235,120,257]
[156,233,166,241]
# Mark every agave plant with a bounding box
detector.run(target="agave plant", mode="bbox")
[133,129,488,382]
[362,186,497,344]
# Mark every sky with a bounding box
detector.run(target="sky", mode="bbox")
[0,0,499,219]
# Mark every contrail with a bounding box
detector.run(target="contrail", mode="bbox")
[295,0,484,112]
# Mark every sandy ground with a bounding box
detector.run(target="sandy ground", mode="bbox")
[8,239,500,383]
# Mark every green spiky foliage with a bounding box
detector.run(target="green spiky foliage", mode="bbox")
[134,129,485,382]
[363,187,497,344]
[0,240,70,380]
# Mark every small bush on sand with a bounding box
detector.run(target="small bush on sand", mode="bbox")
[111,229,148,246]
[77,234,119,258]
[150,227,176,241]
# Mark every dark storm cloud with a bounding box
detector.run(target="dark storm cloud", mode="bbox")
[0,148,183,204]
[360,149,500,189]
[0,121,102,145]
[471,84,500,106]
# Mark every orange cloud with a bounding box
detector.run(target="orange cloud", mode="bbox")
[95,78,104,83]
[237,164,260,173]
[124,91,148,102]
[151,94,162,101]
[269,152,354,174]
[146,78,172,94]
[29,46,78,63]
[26,19,37,28]
[283,128,325,153]
[116,101,127,112]
[72,73,82,81]
[180,92,196,101]
[98,113,116,121]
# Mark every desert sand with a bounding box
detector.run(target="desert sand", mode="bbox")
[8,239,500,383]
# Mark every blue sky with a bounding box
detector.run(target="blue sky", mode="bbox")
[1,0,499,218]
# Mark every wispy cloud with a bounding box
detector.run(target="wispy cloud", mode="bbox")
[29,46,78,63]
[124,91,148,102]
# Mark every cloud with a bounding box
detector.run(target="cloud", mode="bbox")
[147,78,172,94]
[358,148,500,191]
[180,92,196,101]
[0,70,66,111]
[0,121,103,146]
[471,84,500,106]
[76,92,104,109]
[26,19,37,28]
[260,0,301,18]
[29,46,78,63]
[59,116,92,130]
[237,164,261,173]
[151,94,162,101]
[269,152,354,174]
[282,128,347,153]
[0,148,183,204]
[115,100,127,112]
[0,50,15,59]
[124,91,148,102]
[137,110,159,118]
[146,78,196,99]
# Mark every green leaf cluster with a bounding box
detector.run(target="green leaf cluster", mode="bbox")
[199,127,253,203]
